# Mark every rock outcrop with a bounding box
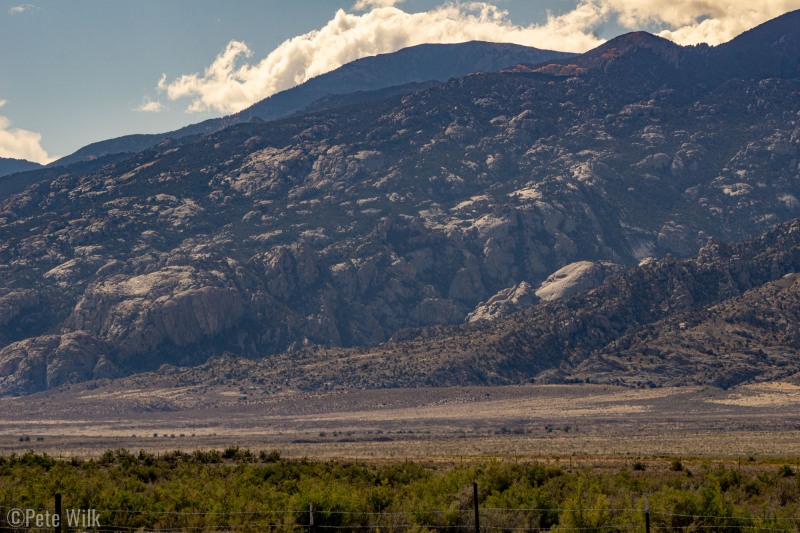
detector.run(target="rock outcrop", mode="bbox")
[0,332,110,395]
[535,261,623,302]
[67,266,246,361]
[467,282,538,322]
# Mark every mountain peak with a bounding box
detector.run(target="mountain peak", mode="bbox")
[521,30,683,77]
[581,31,683,68]
[598,31,677,52]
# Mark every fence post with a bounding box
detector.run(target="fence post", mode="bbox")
[473,482,480,533]
[309,502,314,532]
[644,495,650,533]
[54,493,62,533]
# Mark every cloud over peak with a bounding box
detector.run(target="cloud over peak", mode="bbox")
[157,1,800,115]
[647,0,800,45]
[159,2,605,114]
[590,0,800,45]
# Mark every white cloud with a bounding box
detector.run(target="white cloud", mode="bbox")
[0,100,53,165]
[135,97,164,113]
[596,0,800,45]
[353,0,404,10]
[159,3,605,114]
[157,1,800,115]
[8,4,39,15]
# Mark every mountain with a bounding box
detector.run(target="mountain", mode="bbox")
[236,41,576,123]
[52,42,574,167]
[524,31,688,77]
[521,10,800,88]
[1,12,800,395]
[0,157,42,178]
[0,152,141,202]
[395,218,800,390]
[67,218,799,394]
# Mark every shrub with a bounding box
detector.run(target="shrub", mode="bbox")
[260,450,281,463]
[222,445,241,460]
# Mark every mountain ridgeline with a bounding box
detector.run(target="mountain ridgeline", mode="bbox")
[0,157,42,178]
[51,42,575,167]
[1,11,800,395]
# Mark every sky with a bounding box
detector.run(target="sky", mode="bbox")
[1,0,799,164]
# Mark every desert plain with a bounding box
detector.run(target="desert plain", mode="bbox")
[1,378,799,462]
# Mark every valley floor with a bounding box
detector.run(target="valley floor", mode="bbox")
[1,383,799,459]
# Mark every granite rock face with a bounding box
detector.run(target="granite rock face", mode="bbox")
[125,219,800,392]
[66,266,246,360]
[240,219,800,391]
[0,332,110,395]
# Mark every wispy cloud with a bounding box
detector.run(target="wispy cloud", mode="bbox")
[8,3,39,16]
[135,97,164,113]
[157,0,800,115]
[0,100,54,164]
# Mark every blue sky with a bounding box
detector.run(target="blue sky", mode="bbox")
[1,0,798,163]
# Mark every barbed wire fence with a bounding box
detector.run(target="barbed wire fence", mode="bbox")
[3,485,800,533]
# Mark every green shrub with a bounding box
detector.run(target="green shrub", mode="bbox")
[0,451,797,532]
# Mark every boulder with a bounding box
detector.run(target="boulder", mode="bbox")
[535,261,623,301]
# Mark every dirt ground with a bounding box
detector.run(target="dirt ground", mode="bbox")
[1,381,799,460]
